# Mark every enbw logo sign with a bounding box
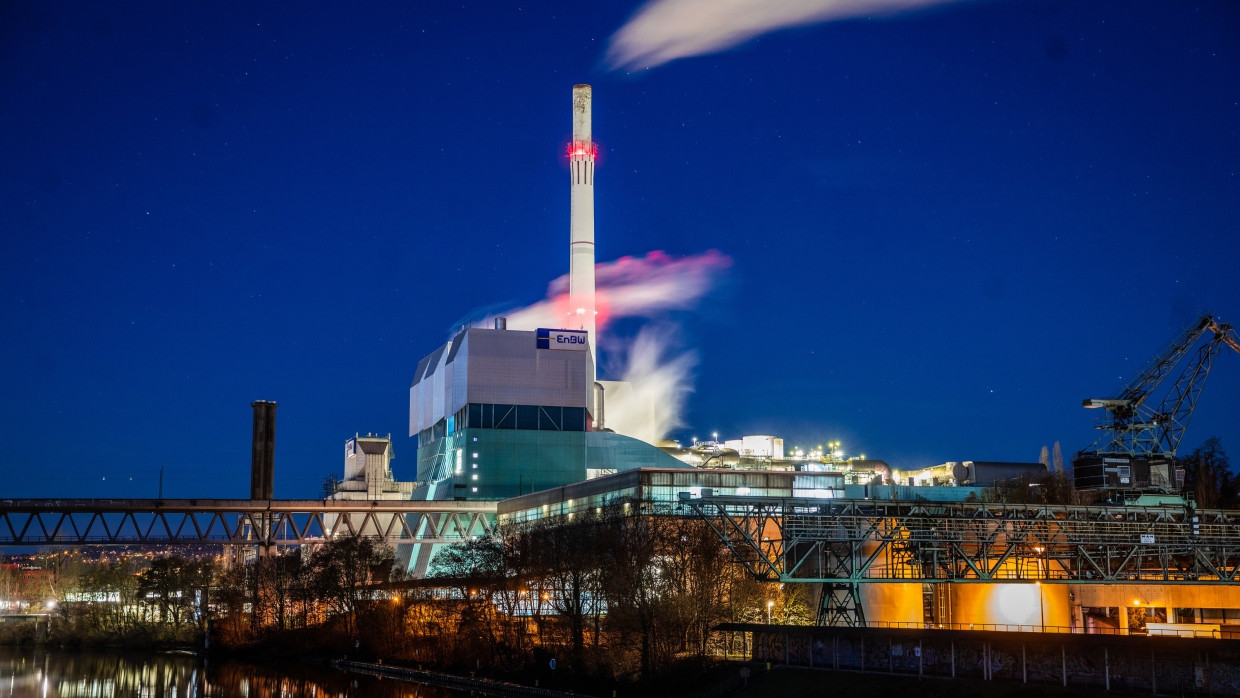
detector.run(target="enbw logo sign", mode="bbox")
[536,328,589,351]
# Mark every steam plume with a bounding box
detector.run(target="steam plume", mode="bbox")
[602,325,698,444]
[607,0,965,70]
[495,249,730,333]
[489,249,731,444]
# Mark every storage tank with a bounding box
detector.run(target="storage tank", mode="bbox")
[950,461,1046,486]
[741,435,784,459]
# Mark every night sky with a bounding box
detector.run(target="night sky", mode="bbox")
[2,1,1237,499]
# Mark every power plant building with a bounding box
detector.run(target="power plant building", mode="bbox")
[408,325,687,503]
[329,434,414,500]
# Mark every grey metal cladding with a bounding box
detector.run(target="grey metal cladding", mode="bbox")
[409,328,593,436]
[461,329,590,409]
[410,337,452,435]
[445,331,467,363]
[411,355,432,388]
[422,343,448,380]
[451,333,470,413]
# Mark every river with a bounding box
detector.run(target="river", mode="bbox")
[0,648,471,697]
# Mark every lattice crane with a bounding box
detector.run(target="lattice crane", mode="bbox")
[1075,314,1240,491]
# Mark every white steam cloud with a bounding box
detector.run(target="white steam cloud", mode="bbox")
[607,0,965,70]
[490,249,731,445]
[601,325,698,444]
[495,249,731,337]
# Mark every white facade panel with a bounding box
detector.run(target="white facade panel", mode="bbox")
[431,350,446,429]
[409,328,594,436]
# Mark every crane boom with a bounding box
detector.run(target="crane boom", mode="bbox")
[1208,318,1240,356]
[1074,314,1239,493]
[1081,315,1212,420]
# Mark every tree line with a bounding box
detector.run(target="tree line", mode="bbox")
[10,503,804,685]
[18,438,1231,682]
[984,437,1232,506]
[421,502,807,682]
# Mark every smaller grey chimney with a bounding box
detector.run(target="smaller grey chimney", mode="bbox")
[494,317,507,330]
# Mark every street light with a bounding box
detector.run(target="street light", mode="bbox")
[767,600,774,625]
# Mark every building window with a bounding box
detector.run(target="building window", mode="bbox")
[452,403,588,433]
[517,405,538,429]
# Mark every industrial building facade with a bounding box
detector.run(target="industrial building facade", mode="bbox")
[408,326,687,503]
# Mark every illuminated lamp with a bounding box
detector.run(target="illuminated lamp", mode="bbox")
[565,142,599,159]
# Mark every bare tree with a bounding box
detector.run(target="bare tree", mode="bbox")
[1182,437,1236,509]
[598,504,663,680]
[136,556,212,628]
[510,511,604,670]
[309,536,393,640]
[428,534,509,666]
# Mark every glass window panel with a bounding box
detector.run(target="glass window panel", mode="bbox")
[539,406,562,431]
[564,407,585,431]
[495,405,515,429]
[518,405,538,429]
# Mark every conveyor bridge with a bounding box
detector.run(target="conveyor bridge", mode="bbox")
[0,499,494,547]
[682,496,1240,585]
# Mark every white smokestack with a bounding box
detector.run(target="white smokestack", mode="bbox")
[569,84,597,365]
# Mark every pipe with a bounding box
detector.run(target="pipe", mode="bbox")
[594,381,605,430]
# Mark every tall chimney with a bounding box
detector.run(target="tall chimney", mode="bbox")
[250,400,277,500]
[569,84,597,364]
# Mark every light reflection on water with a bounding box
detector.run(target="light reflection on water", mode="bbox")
[0,648,469,697]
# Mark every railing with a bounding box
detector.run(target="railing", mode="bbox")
[752,620,1225,638]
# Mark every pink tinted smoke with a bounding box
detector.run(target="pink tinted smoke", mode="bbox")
[498,249,731,335]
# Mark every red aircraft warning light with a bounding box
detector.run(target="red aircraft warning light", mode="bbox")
[566,142,598,159]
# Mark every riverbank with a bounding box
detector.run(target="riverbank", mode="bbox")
[336,660,584,697]
[329,656,757,698]
[0,617,202,652]
[733,666,1116,698]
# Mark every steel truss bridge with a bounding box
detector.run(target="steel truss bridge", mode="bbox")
[683,496,1240,626]
[0,499,495,547]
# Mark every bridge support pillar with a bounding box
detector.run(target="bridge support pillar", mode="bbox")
[817,582,866,627]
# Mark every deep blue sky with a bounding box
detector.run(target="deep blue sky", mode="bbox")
[2,1,1237,499]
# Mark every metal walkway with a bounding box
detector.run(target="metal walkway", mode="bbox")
[0,499,495,547]
[683,496,1240,585]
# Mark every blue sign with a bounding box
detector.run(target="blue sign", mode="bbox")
[536,328,589,351]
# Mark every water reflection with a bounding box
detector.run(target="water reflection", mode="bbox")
[0,648,468,697]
